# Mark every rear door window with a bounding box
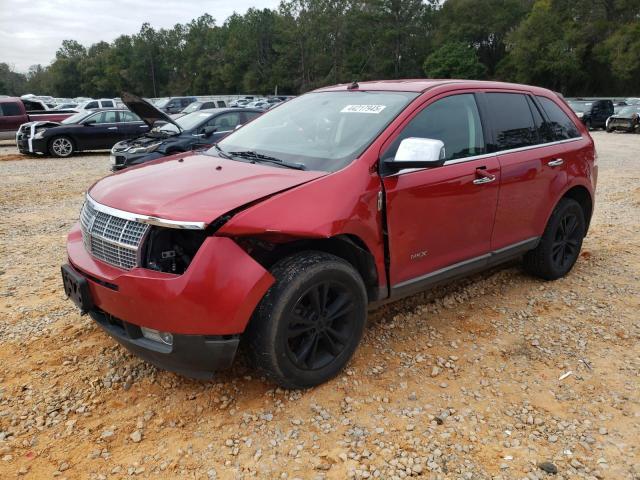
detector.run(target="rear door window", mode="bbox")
[485,93,539,151]
[537,96,581,140]
[102,100,114,108]
[382,93,485,162]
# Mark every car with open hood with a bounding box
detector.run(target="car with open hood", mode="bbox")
[62,80,597,388]
[16,108,149,157]
[606,105,640,133]
[109,93,262,171]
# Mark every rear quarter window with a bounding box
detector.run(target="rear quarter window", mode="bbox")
[537,96,581,140]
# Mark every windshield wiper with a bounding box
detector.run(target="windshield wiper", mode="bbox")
[228,150,306,170]
[213,144,232,159]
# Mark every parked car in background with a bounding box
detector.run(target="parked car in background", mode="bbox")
[0,97,75,140]
[245,100,270,110]
[172,100,227,119]
[63,80,596,388]
[52,103,79,111]
[76,98,116,111]
[606,105,640,133]
[568,99,614,130]
[155,96,197,114]
[21,95,54,111]
[16,109,149,157]
[110,93,262,170]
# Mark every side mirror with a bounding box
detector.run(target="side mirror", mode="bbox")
[384,138,446,171]
[83,120,96,126]
[203,126,217,137]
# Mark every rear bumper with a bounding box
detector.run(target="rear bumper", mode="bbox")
[90,309,239,378]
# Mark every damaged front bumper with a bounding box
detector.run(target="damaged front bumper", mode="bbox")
[65,223,275,376]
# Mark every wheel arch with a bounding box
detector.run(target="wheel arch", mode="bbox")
[48,134,76,155]
[560,185,593,233]
[235,234,382,302]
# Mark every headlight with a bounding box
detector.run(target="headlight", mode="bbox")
[128,142,162,154]
[33,130,46,139]
[576,112,584,118]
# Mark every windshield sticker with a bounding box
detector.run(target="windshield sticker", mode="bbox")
[341,104,387,114]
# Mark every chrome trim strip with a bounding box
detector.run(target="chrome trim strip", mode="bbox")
[392,236,540,290]
[387,136,583,176]
[86,195,207,230]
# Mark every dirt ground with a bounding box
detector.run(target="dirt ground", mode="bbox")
[0,133,638,480]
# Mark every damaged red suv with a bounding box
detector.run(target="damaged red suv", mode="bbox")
[62,80,597,388]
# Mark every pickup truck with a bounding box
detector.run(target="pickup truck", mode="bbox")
[0,97,75,141]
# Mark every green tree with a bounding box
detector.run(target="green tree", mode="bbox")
[423,42,487,79]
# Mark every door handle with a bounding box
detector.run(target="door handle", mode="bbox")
[473,168,496,185]
[548,158,564,167]
[107,127,117,130]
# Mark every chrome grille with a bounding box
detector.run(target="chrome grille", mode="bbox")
[79,199,149,270]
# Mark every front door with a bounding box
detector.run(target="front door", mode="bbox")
[76,111,121,149]
[381,93,500,295]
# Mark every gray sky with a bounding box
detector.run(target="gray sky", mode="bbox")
[0,0,279,72]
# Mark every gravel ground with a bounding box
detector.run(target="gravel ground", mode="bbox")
[0,132,638,479]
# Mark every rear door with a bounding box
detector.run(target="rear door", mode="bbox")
[485,92,580,250]
[381,92,500,294]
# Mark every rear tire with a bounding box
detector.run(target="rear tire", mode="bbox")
[49,136,74,158]
[523,198,585,280]
[246,251,367,389]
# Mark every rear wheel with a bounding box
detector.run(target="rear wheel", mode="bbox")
[49,136,74,158]
[247,251,367,389]
[523,198,585,280]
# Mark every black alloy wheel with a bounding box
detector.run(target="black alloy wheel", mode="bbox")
[247,251,367,389]
[551,212,581,271]
[523,198,586,280]
[286,280,357,371]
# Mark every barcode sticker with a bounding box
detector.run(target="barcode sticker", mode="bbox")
[341,104,387,114]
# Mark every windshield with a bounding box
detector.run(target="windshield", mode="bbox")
[214,91,418,172]
[617,106,640,116]
[61,111,92,124]
[154,98,170,108]
[158,111,213,133]
[568,101,591,113]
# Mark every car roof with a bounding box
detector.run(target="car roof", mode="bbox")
[314,79,558,95]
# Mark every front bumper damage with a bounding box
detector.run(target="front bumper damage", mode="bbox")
[66,223,275,377]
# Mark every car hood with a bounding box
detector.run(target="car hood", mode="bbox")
[88,153,326,223]
[121,92,183,132]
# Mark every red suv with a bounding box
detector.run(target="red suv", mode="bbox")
[62,80,597,388]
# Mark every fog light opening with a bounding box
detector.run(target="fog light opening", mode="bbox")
[140,327,174,346]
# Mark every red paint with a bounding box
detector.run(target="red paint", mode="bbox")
[67,224,274,334]
[0,97,73,138]
[67,80,596,337]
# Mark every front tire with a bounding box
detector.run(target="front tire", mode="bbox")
[523,198,585,280]
[247,251,367,389]
[49,136,74,158]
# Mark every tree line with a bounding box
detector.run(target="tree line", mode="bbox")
[1,0,639,98]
